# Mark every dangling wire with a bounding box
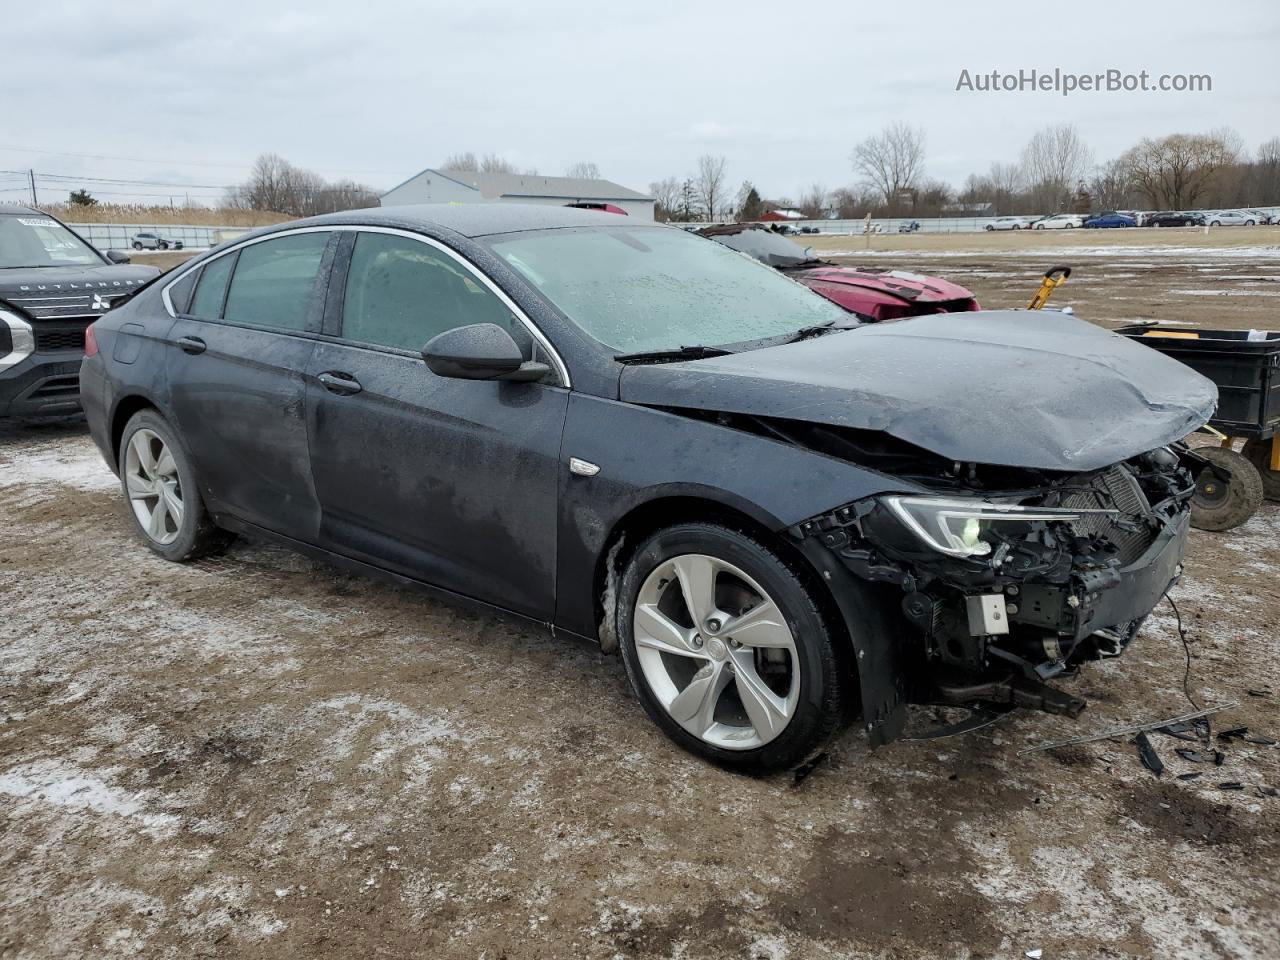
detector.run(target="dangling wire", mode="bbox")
[1166,593,1199,710]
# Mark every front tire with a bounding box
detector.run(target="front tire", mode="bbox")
[118,410,231,561]
[132,242,143,250]
[616,522,850,773]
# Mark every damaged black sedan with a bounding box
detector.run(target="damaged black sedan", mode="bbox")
[80,205,1216,773]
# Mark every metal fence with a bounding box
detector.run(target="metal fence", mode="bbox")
[65,222,249,252]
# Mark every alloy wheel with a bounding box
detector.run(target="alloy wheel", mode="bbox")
[124,429,184,545]
[633,554,800,751]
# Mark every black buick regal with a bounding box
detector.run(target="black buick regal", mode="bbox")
[0,206,158,418]
[80,204,1216,772]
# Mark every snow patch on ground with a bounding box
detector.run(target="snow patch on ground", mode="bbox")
[0,432,116,492]
[0,760,178,834]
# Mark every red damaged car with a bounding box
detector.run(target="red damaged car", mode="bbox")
[698,223,979,322]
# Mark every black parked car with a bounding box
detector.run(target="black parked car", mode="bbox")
[1,206,158,419]
[81,205,1215,772]
[1146,211,1206,227]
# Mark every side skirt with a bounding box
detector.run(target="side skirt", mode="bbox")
[213,514,597,647]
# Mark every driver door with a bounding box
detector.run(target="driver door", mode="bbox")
[304,230,568,620]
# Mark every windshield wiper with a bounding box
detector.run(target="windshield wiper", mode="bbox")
[614,345,734,364]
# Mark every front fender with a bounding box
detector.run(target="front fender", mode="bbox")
[553,393,910,639]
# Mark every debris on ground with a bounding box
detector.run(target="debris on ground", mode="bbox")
[1134,732,1164,777]
[1020,702,1238,754]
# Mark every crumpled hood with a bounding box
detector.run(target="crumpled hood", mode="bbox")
[619,310,1217,471]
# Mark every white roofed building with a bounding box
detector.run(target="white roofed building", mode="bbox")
[380,169,654,220]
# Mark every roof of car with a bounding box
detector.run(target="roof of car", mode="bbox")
[0,204,43,217]
[289,202,637,239]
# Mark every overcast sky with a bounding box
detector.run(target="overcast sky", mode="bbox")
[3,0,1277,205]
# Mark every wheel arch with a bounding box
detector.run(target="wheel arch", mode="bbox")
[590,494,855,675]
[109,394,162,466]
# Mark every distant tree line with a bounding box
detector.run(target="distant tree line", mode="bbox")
[649,124,1280,223]
[226,154,380,217]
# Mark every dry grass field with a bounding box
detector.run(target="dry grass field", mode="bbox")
[44,203,293,228]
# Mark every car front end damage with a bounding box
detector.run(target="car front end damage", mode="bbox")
[791,444,1199,744]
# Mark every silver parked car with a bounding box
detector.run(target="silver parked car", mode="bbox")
[131,231,183,251]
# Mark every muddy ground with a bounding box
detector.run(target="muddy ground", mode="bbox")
[3,239,1280,959]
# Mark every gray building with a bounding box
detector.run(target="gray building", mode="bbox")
[380,169,654,220]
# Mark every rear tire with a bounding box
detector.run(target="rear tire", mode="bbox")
[118,409,231,561]
[1190,447,1264,531]
[1241,438,1280,501]
[616,522,850,774]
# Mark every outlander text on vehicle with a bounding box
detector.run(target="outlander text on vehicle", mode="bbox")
[1,206,158,419]
[80,205,1217,772]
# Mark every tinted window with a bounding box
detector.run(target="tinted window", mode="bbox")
[224,232,329,331]
[188,254,236,319]
[341,232,515,352]
[167,270,199,314]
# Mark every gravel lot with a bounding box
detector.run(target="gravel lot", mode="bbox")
[2,237,1279,959]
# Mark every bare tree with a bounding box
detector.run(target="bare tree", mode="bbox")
[442,152,479,171]
[229,153,378,216]
[479,153,518,174]
[1254,137,1280,207]
[695,154,728,222]
[1122,132,1239,209]
[1088,157,1135,211]
[851,123,926,212]
[648,177,683,221]
[798,183,829,219]
[1021,124,1093,213]
[565,161,601,179]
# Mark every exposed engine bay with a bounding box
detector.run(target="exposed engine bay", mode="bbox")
[791,441,1200,738]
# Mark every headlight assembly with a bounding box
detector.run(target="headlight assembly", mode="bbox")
[880,496,1115,559]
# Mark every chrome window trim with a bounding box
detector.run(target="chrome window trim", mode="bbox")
[0,310,35,371]
[160,223,571,388]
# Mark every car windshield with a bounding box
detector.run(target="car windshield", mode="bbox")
[0,214,102,268]
[487,225,848,353]
[697,227,816,268]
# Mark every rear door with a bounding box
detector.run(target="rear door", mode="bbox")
[165,230,335,540]
[304,228,568,619]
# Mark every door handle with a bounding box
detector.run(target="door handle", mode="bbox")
[176,335,206,355]
[317,371,362,396]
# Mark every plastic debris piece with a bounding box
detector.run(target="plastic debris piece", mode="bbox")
[1134,732,1164,777]
[1177,772,1202,781]
[1257,786,1278,798]
[1244,734,1277,746]
[1175,748,1215,763]
[1218,782,1245,791]
[1217,726,1249,742]
[1025,950,1043,959]
[1157,723,1198,742]
[1247,689,1270,697]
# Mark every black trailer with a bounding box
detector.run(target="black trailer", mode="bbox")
[1118,325,1280,530]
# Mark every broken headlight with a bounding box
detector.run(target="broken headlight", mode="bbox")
[880,496,1109,559]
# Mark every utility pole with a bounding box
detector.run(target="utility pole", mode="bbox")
[28,169,37,206]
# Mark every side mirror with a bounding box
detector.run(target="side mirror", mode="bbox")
[104,249,131,264]
[421,323,550,383]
